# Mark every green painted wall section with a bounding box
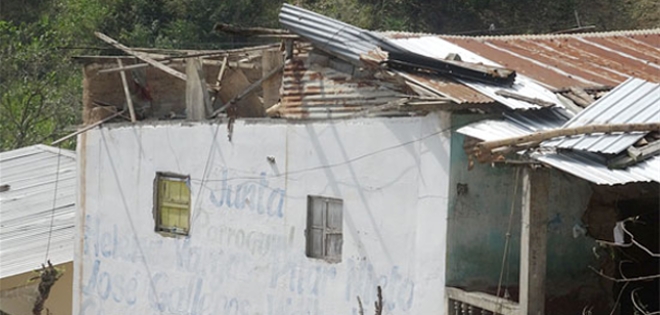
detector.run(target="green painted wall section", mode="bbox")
[447,114,602,299]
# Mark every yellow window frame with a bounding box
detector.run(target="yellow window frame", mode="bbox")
[155,173,191,235]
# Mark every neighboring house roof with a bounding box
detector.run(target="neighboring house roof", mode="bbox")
[457,78,660,186]
[390,36,566,110]
[532,151,660,186]
[442,29,660,89]
[543,78,660,154]
[0,145,76,278]
[457,108,572,141]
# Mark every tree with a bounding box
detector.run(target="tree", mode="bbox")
[0,20,80,150]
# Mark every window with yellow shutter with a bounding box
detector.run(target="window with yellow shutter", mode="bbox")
[154,172,191,236]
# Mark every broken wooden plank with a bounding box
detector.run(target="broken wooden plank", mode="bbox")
[97,59,255,77]
[210,56,229,111]
[98,62,150,74]
[212,68,264,118]
[608,140,660,169]
[477,123,660,151]
[561,92,591,108]
[211,64,284,118]
[445,287,519,315]
[216,57,229,89]
[495,90,554,108]
[351,99,410,118]
[214,23,290,36]
[568,86,595,105]
[117,59,137,122]
[95,32,187,81]
[52,110,126,146]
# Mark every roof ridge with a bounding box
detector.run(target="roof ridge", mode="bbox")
[380,28,660,41]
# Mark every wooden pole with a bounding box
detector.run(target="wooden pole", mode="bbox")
[477,123,660,151]
[95,32,187,81]
[51,110,126,146]
[519,167,548,315]
[210,64,284,117]
[117,59,137,122]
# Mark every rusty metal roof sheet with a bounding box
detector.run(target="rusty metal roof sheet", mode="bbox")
[391,36,566,110]
[543,78,660,154]
[280,58,408,118]
[396,72,494,104]
[442,29,660,89]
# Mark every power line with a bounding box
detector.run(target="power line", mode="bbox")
[99,130,163,315]
[44,145,62,262]
[189,123,455,184]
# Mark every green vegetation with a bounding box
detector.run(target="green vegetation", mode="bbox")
[0,0,657,151]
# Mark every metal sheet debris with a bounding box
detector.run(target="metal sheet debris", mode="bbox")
[543,78,660,154]
[532,150,660,185]
[391,36,565,110]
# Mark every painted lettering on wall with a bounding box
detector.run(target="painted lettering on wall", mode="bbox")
[209,170,285,218]
[81,183,417,315]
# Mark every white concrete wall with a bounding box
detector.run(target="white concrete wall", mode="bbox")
[74,113,451,315]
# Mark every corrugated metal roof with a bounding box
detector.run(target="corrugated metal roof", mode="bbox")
[543,78,660,154]
[532,151,660,185]
[279,4,401,65]
[457,108,571,141]
[443,29,660,88]
[391,36,566,110]
[0,145,76,278]
[395,72,494,104]
[280,58,408,118]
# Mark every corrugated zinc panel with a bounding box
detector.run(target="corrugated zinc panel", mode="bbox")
[532,151,660,185]
[280,58,407,118]
[0,145,76,278]
[391,36,566,110]
[443,29,660,88]
[543,78,660,154]
[396,72,494,104]
[279,4,401,64]
[457,108,571,141]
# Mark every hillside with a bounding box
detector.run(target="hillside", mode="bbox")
[1,0,658,151]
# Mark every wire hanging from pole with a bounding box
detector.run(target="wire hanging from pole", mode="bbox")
[496,166,521,298]
[44,146,63,262]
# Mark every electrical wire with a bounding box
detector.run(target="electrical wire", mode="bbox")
[99,129,163,314]
[189,119,223,228]
[44,145,62,262]
[496,167,521,298]
[189,124,455,184]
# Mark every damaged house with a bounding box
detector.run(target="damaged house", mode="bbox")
[72,4,659,315]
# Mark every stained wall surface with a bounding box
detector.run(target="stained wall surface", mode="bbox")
[74,113,451,315]
[447,114,608,313]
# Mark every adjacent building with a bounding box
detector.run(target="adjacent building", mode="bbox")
[0,145,76,315]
